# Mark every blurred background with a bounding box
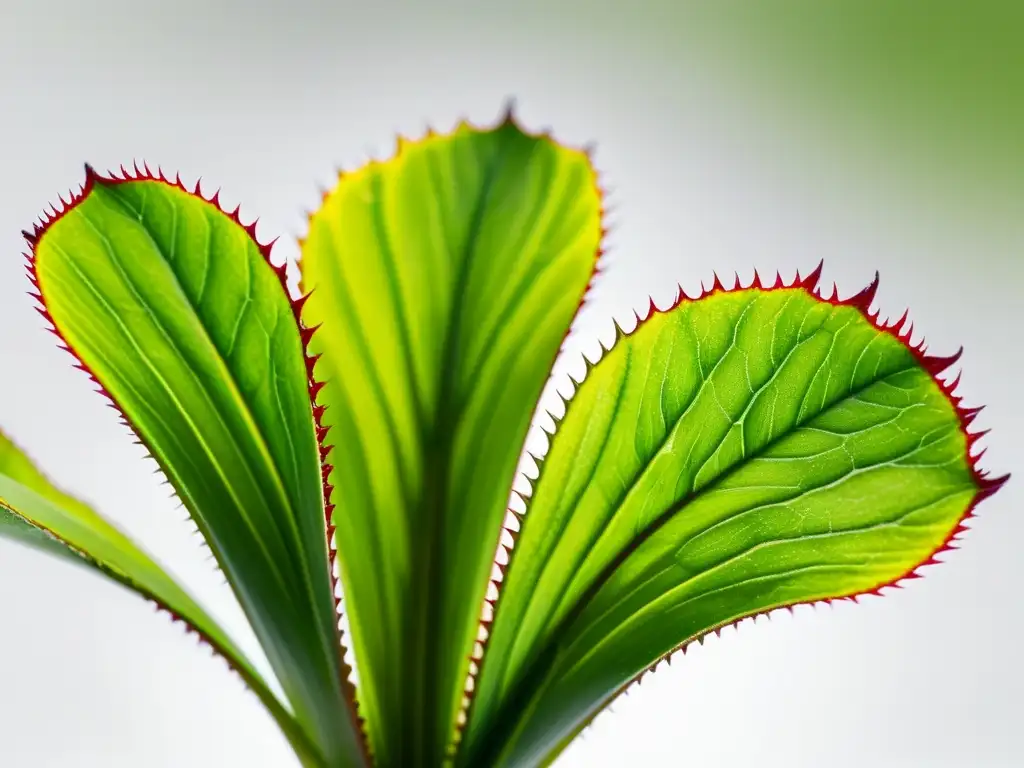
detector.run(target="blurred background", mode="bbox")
[0,1,1020,765]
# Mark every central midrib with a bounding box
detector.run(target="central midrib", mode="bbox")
[405,131,517,767]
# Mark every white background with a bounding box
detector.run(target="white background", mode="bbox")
[0,1,1020,766]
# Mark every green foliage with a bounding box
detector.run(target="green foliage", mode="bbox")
[1,109,1006,768]
[459,278,996,766]
[23,173,362,766]
[298,117,601,765]
[0,432,321,765]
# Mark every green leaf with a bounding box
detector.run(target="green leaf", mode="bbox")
[460,269,1008,767]
[0,429,323,765]
[297,111,603,765]
[24,168,366,768]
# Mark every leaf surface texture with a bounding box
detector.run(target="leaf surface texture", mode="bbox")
[462,275,1004,767]
[299,117,602,765]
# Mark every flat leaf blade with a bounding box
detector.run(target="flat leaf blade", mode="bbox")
[463,271,1007,766]
[26,169,365,767]
[299,113,603,764]
[0,430,324,765]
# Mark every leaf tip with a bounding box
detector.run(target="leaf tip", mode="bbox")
[847,270,881,312]
[923,346,964,377]
[499,95,518,127]
[799,259,825,291]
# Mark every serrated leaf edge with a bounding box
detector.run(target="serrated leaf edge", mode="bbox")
[21,163,369,766]
[461,262,1009,764]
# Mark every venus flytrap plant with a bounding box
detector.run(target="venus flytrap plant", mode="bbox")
[0,106,1007,768]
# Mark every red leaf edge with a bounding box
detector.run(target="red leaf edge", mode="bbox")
[459,261,1010,755]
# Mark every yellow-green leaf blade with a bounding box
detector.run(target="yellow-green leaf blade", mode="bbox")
[0,430,324,766]
[463,271,1007,767]
[26,169,365,767]
[299,113,602,765]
